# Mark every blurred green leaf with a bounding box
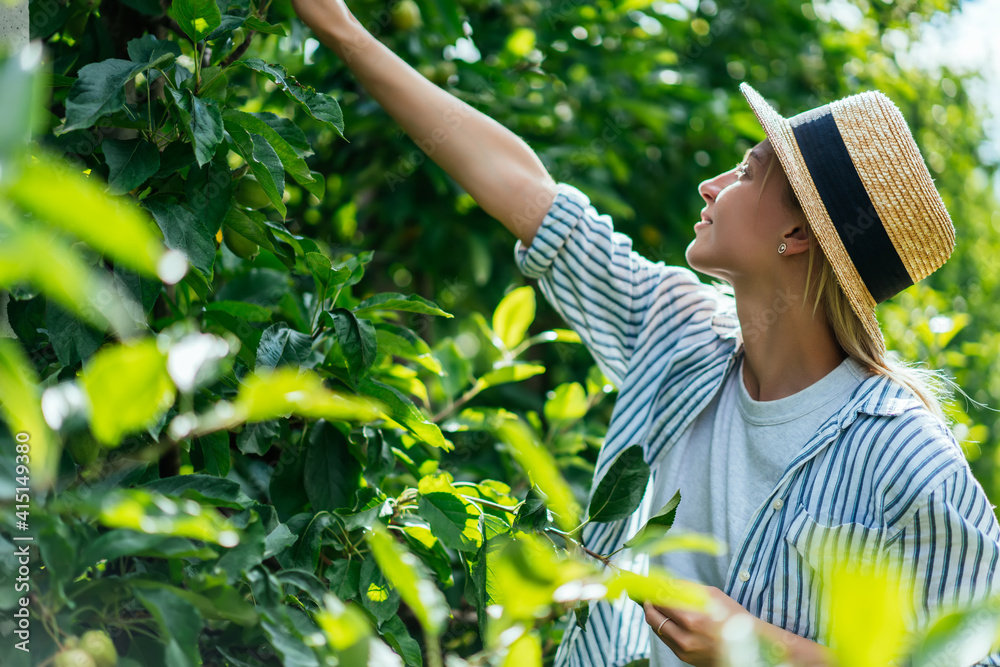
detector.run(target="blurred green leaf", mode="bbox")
[0,339,58,489]
[6,154,179,281]
[496,419,579,532]
[135,586,205,667]
[367,524,448,636]
[492,285,536,349]
[544,382,588,423]
[80,339,176,446]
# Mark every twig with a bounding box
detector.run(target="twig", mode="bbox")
[221,31,257,69]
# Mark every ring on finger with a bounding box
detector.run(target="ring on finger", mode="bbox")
[656,616,671,635]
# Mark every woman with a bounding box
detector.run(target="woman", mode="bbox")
[291,2,1000,665]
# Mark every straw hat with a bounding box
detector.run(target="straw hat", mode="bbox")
[739,83,955,354]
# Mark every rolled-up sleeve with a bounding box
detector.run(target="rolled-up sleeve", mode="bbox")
[513,183,677,388]
[887,466,1000,666]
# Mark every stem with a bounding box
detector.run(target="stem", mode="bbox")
[544,526,611,566]
[430,380,484,423]
[426,634,444,667]
[220,31,257,69]
[461,495,516,513]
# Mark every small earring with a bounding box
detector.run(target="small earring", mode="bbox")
[778,243,787,254]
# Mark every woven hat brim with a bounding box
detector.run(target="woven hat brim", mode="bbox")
[738,83,887,356]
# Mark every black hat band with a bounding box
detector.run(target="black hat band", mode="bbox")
[790,106,913,303]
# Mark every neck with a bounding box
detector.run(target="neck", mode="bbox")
[734,282,846,401]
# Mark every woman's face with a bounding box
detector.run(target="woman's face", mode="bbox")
[685,139,799,286]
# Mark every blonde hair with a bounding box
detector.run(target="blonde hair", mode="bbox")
[759,147,952,424]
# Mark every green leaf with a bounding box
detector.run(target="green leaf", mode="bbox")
[79,531,216,566]
[243,15,288,35]
[197,431,231,477]
[544,382,589,423]
[234,367,382,423]
[303,420,360,511]
[379,616,423,667]
[126,34,182,70]
[144,197,216,279]
[168,0,223,43]
[80,339,176,446]
[276,570,330,606]
[417,473,483,553]
[303,251,349,293]
[496,419,580,532]
[400,525,452,586]
[223,108,316,188]
[358,377,449,450]
[354,293,453,318]
[102,137,160,194]
[221,207,280,253]
[910,604,1000,667]
[61,59,140,133]
[374,324,442,375]
[169,88,225,167]
[326,308,377,386]
[0,226,140,336]
[240,59,345,138]
[513,487,549,532]
[141,474,254,509]
[335,488,386,531]
[255,323,316,369]
[45,301,103,367]
[250,111,311,153]
[217,509,266,582]
[492,285,536,349]
[6,154,180,281]
[236,419,280,455]
[205,300,272,323]
[623,490,680,550]
[227,123,286,217]
[326,559,362,600]
[587,445,649,523]
[367,524,448,636]
[135,587,205,667]
[478,363,545,390]
[359,552,401,625]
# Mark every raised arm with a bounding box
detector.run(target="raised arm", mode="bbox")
[291,0,557,245]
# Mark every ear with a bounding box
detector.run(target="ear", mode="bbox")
[781,225,810,256]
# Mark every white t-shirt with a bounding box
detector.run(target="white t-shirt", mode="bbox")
[648,355,868,667]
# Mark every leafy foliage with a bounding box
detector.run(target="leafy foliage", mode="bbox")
[2,0,1000,666]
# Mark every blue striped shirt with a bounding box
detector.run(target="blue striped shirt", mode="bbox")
[513,182,1000,667]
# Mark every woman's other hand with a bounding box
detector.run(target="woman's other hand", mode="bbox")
[643,585,834,667]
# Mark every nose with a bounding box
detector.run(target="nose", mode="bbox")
[698,170,736,204]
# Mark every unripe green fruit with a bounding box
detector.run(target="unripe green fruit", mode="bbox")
[80,630,118,667]
[391,0,423,31]
[234,176,272,210]
[54,648,97,667]
[64,636,80,649]
[223,226,260,261]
